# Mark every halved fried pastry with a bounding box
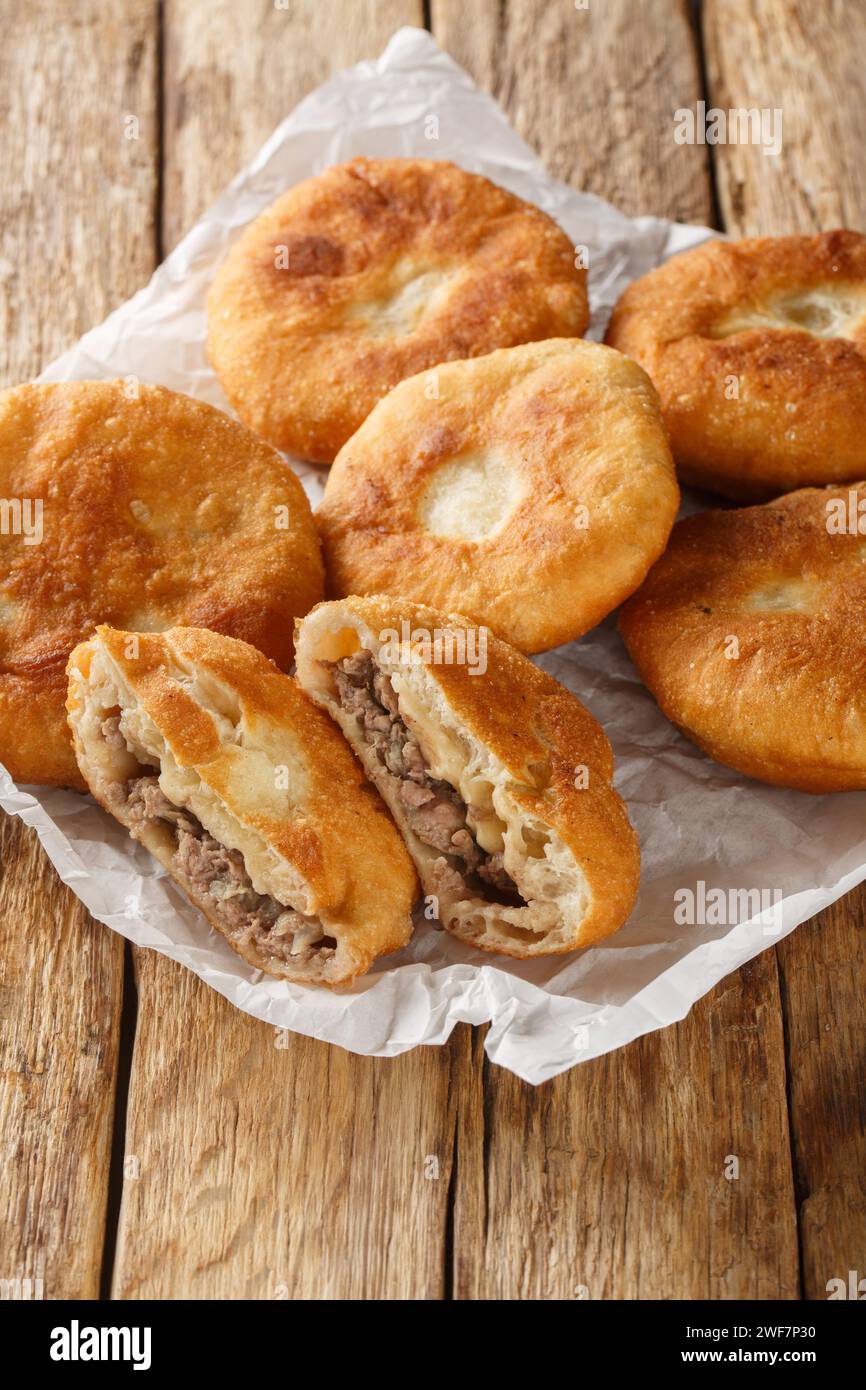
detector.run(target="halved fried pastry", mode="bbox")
[66,624,417,986]
[295,597,640,957]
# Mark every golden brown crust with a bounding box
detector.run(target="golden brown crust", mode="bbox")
[605,230,866,500]
[619,483,866,791]
[0,381,323,788]
[316,340,679,653]
[295,596,640,953]
[207,157,589,464]
[66,625,417,984]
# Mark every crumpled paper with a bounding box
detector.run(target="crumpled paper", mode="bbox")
[3,27,864,1084]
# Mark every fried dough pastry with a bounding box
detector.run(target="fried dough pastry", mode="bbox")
[67,624,417,985]
[619,483,866,791]
[295,596,640,956]
[207,157,589,463]
[606,231,866,499]
[317,339,678,652]
[0,381,322,786]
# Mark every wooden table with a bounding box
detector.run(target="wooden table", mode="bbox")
[1,0,864,1302]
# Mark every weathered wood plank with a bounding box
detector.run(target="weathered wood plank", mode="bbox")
[455,961,799,1299]
[162,0,425,251]
[704,0,866,235]
[0,820,123,1302]
[111,0,465,1302]
[777,893,866,1302]
[705,0,866,1300]
[432,0,711,223]
[434,0,800,1299]
[113,960,460,1299]
[0,0,159,1299]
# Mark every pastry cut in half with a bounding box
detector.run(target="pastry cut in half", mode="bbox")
[67,624,417,986]
[316,338,679,652]
[295,597,640,957]
[207,157,589,463]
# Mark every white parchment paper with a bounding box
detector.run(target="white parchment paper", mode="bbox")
[4,28,864,1084]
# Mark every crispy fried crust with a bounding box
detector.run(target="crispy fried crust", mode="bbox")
[605,230,866,500]
[207,157,589,464]
[295,596,640,955]
[66,625,417,985]
[619,484,866,791]
[0,381,323,788]
[316,340,679,653]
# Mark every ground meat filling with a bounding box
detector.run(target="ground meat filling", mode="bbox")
[328,652,522,905]
[102,718,334,963]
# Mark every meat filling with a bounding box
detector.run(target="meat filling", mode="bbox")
[102,718,333,963]
[328,652,521,905]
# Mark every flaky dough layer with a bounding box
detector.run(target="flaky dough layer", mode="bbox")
[67,625,417,985]
[295,596,640,957]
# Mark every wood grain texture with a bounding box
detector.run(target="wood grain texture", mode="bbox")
[704,0,866,234]
[454,960,798,1300]
[112,0,466,1303]
[777,895,866,1301]
[0,0,158,1299]
[162,0,424,251]
[435,0,798,1300]
[0,0,159,375]
[705,0,866,1299]
[432,0,713,224]
[0,817,124,1301]
[113,958,459,1299]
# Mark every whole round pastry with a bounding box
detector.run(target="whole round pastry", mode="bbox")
[206,157,589,464]
[316,338,679,653]
[619,483,866,791]
[0,380,323,788]
[605,230,866,500]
